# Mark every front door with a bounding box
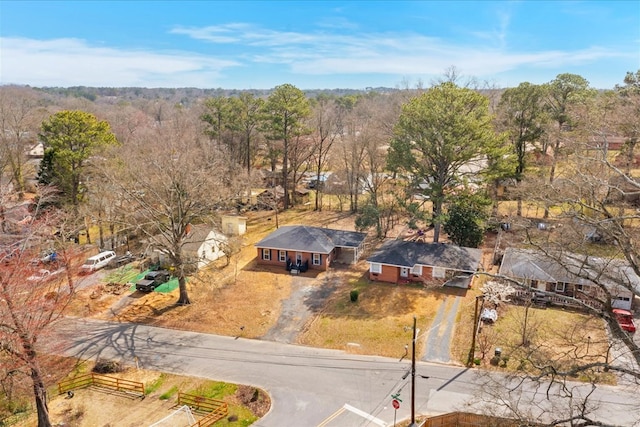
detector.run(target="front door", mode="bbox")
[400,267,409,278]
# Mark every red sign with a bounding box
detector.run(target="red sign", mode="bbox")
[392,399,400,409]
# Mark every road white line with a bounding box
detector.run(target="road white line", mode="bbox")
[343,403,387,427]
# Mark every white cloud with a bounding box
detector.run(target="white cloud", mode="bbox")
[0,37,239,87]
[0,23,634,89]
[171,24,628,77]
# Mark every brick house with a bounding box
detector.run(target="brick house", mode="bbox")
[255,225,367,271]
[367,240,482,288]
[498,247,636,310]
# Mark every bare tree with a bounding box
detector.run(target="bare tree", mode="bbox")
[471,157,640,424]
[0,86,48,198]
[308,95,341,211]
[104,104,238,305]
[0,189,76,427]
[334,96,369,213]
[288,134,315,205]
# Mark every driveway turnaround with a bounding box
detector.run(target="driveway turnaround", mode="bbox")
[50,318,640,427]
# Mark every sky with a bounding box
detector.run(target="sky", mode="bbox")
[1,1,639,90]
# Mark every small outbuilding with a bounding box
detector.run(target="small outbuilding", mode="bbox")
[221,215,247,236]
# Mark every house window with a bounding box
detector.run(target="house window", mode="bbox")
[262,248,271,261]
[400,267,409,278]
[576,284,584,292]
[313,253,321,265]
[370,263,382,274]
[555,282,566,292]
[279,250,287,262]
[411,265,423,276]
[432,267,445,278]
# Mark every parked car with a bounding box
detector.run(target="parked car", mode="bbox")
[31,250,58,266]
[107,252,135,269]
[480,308,498,323]
[135,270,171,293]
[613,308,636,333]
[80,251,116,274]
[27,269,51,282]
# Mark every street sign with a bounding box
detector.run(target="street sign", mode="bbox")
[392,399,400,410]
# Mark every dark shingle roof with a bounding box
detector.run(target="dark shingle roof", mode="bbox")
[255,225,367,253]
[366,240,482,273]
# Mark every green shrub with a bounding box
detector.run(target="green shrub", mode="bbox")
[159,385,178,400]
[350,290,359,302]
[145,374,166,395]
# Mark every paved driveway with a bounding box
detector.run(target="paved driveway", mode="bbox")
[422,296,461,363]
[261,271,339,343]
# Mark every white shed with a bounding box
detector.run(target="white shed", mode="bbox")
[221,215,247,236]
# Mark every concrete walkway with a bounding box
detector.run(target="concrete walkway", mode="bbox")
[422,296,462,363]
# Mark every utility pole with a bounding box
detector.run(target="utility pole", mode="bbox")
[467,295,483,367]
[410,315,417,427]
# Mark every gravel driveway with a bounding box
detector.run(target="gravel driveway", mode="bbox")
[261,271,339,343]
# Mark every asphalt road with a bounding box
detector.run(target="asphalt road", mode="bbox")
[49,318,640,427]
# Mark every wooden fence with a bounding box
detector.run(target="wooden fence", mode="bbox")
[423,411,540,426]
[57,373,144,397]
[177,392,228,427]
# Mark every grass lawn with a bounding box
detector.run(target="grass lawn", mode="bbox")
[299,275,454,358]
[468,303,614,384]
[104,264,141,284]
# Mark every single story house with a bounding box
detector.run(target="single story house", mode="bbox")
[255,225,367,271]
[366,240,483,288]
[498,247,637,310]
[221,215,247,236]
[145,224,227,270]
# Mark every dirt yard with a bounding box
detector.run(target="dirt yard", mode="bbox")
[20,357,269,427]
